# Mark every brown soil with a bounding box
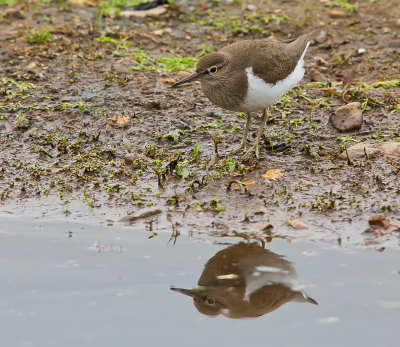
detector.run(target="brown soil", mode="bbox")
[0,0,399,248]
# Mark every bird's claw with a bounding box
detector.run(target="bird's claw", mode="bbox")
[242,144,261,160]
[229,142,247,155]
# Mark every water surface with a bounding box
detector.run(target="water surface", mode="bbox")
[0,216,399,347]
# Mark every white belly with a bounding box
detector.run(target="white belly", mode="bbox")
[239,42,310,112]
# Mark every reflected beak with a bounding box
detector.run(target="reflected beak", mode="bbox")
[306,296,319,305]
[170,287,202,298]
[172,72,200,87]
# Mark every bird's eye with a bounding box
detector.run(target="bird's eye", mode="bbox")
[206,297,215,305]
[208,66,217,74]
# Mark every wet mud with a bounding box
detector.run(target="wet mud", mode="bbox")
[0,0,399,247]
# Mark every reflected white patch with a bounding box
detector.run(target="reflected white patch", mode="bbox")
[216,274,239,280]
[256,266,289,274]
[317,317,340,324]
[240,42,311,112]
[376,300,400,309]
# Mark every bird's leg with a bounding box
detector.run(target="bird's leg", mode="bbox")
[230,112,252,155]
[243,108,269,159]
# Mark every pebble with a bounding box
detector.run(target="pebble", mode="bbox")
[338,141,400,161]
[329,10,347,18]
[330,102,363,131]
[4,8,25,20]
[310,69,329,83]
[287,218,309,230]
[27,62,37,70]
[202,108,224,118]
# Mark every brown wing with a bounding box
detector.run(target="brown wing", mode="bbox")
[221,29,321,85]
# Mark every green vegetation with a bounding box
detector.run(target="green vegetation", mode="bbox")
[130,47,205,72]
[0,0,24,4]
[25,28,51,44]
[328,0,358,13]
[360,80,399,89]
[97,34,131,56]
[99,0,154,17]
[195,10,289,35]
[1,77,36,92]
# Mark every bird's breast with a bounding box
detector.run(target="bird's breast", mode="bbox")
[200,73,249,112]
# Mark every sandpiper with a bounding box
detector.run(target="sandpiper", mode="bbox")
[172,29,322,158]
[171,242,317,318]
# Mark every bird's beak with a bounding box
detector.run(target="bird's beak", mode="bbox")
[170,287,202,298]
[172,72,200,87]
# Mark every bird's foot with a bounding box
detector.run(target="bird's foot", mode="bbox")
[229,141,247,155]
[242,143,261,160]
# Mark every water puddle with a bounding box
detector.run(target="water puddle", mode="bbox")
[0,216,399,346]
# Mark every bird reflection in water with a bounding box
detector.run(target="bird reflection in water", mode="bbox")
[171,242,317,318]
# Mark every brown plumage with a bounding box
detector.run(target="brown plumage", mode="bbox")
[173,29,322,158]
[171,242,318,319]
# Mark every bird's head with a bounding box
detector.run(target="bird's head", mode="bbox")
[172,52,228,87]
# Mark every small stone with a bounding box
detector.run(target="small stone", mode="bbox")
[287,218,309,230]
[124,153,135,165]
[27,62,37,70]
[4,8,25,20]
[310,69,328,83]
[329,10,347,18]
[202,108,224,118]
[152,28,172,36]
[338,143,379,161]
[338,141,400,161]
[378,142,400,160]
[331,102,363,131]
[357,48,366,54]
[252,221,273,231]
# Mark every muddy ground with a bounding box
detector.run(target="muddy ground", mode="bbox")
[0,0,399,248]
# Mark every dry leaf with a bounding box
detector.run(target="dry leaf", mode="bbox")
[111,115,130,125]
[287,218,309,230]
[262,169,284,180]
[243,180,255,186]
